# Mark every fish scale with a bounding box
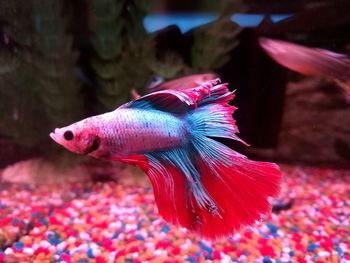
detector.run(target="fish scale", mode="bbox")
[96,109,188,155]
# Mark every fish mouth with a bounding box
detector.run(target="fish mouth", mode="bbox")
[49,128,61,144]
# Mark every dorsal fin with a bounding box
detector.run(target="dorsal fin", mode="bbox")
[119,89,195,114]
[119,79,231,114]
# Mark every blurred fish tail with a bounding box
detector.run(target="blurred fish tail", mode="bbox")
[259,37,350,97]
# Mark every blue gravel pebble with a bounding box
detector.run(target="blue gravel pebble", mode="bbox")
[112,231,121,239]
[263,257,273,263]
[87,248,94,258]
[56,249,70,256]
[291,227,299,233]
[262,233,270,239]
[336,246,344,258]
[31,212,40,217]
[198,241,213,258]
[13,242,24,251]
[289,250,295,256]
[307,243,319,252]
[333,238,339,245]
[198,241,213,253]
[40,218,49,227]
[161,223,170,233]
[134,234,145,241]
[137,218,145,230]
[266,222,279,236]
[47,231,61,245]
[185,256,197,263]
[11,218,19,226]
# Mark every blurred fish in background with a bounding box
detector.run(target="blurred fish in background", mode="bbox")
[131,73,218,99]
[259,37,350,100]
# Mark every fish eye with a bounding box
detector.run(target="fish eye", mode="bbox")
[63,130,74,141]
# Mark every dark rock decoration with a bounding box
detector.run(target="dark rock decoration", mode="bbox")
[248,77,350,167]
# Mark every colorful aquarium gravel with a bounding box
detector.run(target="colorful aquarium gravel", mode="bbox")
[0,165,349,262]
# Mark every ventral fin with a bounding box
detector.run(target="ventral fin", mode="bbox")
[105,154,150,171]
[143,149,218,234]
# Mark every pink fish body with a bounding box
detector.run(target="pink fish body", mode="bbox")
[50,79,281,239]
[51,109,186,157]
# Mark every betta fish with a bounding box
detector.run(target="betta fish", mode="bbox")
[50,79,281,239]
[259,37,350,96]
[131,73,218,100]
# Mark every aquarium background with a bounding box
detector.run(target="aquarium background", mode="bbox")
[0,0,349,169]
[0,0,349,262]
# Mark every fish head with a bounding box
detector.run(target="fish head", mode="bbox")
[50,118,101,155]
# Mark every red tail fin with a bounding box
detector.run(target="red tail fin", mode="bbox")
[198,158,280,238]
[141,144,281,240]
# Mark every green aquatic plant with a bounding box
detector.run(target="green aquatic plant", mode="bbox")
[189,0,244,72]
[0,65,47,147]
[0,0,44,147]
[147,50,189,80]
[191,17,241,70]
[0,0,82,151]
[32,0,83,127]
[89,0,151,111]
